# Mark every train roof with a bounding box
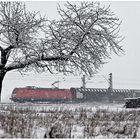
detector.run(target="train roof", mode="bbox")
[18,86,69,90]
[71,87,138,93]
[125,97,140,100]
[15,87,140,93]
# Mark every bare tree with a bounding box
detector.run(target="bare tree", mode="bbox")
[0,2,124,101]
[0,2,46,100]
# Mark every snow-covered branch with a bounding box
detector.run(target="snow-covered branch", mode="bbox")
[0,1,124,76]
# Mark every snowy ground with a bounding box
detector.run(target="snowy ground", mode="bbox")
[0,102,140,138]
[0,101,125,111]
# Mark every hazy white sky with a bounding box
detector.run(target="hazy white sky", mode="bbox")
[2,1,140,102]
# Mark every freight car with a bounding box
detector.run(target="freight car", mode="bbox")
[70,88,134,103]
[10,86,72,103]
[124,97,140,108]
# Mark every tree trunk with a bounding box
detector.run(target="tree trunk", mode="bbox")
[0,70,6,102]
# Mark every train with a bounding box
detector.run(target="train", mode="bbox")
[10,86,140,103]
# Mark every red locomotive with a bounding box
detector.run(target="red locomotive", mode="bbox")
[11,86,72,103]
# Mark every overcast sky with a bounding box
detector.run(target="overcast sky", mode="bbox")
[2,1,140,102]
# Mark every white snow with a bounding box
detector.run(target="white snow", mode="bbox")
[0,129,11,138]
[0,102,140,138]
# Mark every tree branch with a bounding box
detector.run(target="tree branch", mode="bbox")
[0,46,3,51]
[5,55,68,71]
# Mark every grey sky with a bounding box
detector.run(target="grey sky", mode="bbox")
[2,1,140,102]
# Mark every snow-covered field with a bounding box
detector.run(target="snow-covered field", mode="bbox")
[0,102,140,138]
[0,102,125,112]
